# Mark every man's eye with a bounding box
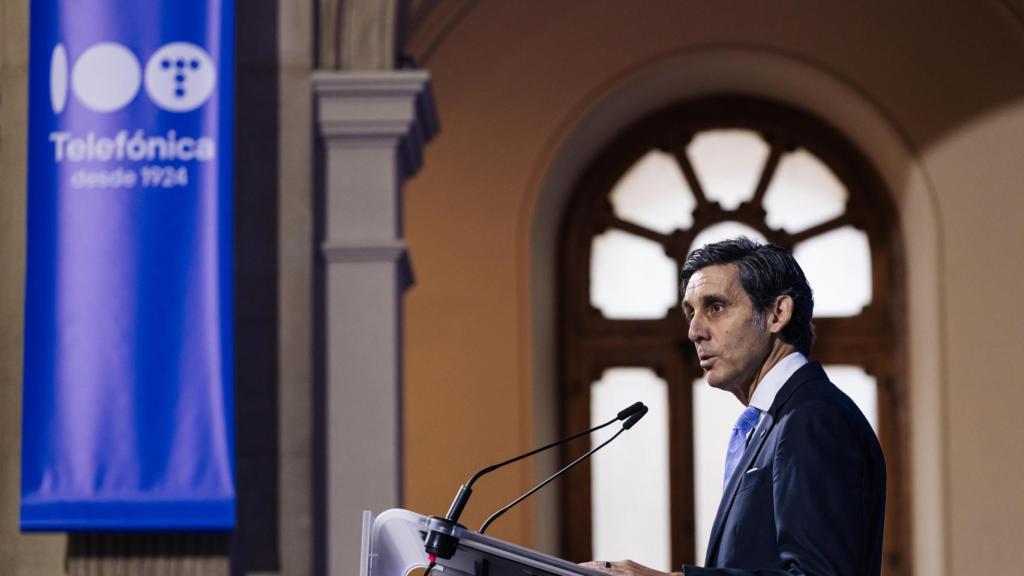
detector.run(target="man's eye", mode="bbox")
[711,302,725,313]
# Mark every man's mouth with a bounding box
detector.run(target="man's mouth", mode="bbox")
[698,355,716,370]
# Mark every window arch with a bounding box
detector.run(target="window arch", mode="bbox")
[559,96,907,574]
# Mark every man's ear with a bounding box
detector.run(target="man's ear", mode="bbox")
[767,295,794,335]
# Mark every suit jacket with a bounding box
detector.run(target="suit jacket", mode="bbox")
[684,362,886,576]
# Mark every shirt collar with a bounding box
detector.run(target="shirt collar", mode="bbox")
[748,352,808,413]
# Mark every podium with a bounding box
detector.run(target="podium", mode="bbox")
[360,508,603,576]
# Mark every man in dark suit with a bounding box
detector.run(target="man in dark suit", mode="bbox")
[584,238,886,576]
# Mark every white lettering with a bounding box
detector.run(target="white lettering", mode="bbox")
[177,137,195,160]
[126,130,147,160]
[94,138,114,161]
[196,138,216,161]
[66,138,86,161]
[49,132,71,161]
[49,130,218,164]
[69,168,138,189]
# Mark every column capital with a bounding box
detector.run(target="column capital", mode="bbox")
[313,70,439,177]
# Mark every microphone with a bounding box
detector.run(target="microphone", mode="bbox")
[423,402,647,561]
[478,403,648,533]
[623,404,648,429]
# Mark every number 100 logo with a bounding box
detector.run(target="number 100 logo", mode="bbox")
[50,42,217,114]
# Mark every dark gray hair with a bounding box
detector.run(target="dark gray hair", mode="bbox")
[680,237,815,355]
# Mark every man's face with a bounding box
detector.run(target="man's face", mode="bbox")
[682,264,771,403]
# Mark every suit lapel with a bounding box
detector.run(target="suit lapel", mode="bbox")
[702,362,826,567]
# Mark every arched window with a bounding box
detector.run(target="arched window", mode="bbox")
[559,97,907,574]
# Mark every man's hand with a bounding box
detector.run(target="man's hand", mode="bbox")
[578,559,682,576]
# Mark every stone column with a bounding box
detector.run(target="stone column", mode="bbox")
[312,70,437,573]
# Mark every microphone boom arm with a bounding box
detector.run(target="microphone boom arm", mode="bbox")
[466,414,618,488]
[478,425,627,534]
[423,401,646,561]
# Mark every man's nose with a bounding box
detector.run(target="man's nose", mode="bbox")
[688,314,708,343]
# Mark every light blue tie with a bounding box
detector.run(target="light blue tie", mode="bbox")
[724,406,761,488]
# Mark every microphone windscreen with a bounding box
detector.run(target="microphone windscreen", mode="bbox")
[617,401,645,421]
[623,405,649,430]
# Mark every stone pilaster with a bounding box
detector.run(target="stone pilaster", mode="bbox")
[312,70,437,574]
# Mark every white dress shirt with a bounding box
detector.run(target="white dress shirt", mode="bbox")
[748,352,808,429]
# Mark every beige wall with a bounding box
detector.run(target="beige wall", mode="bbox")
[0,0,68,572]
[278,0,314,573]
[922,101,1024,572]
[403,1,1024,573]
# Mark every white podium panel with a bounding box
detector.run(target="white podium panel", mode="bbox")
[361,509,603,576]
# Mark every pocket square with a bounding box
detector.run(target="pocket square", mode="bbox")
[745,467,759,474]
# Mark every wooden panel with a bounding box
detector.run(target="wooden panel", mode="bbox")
[67,533,228,576]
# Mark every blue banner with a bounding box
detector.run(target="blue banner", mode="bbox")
[21,0,235,530]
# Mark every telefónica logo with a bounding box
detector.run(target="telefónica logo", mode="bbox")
[50,42,216,114]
